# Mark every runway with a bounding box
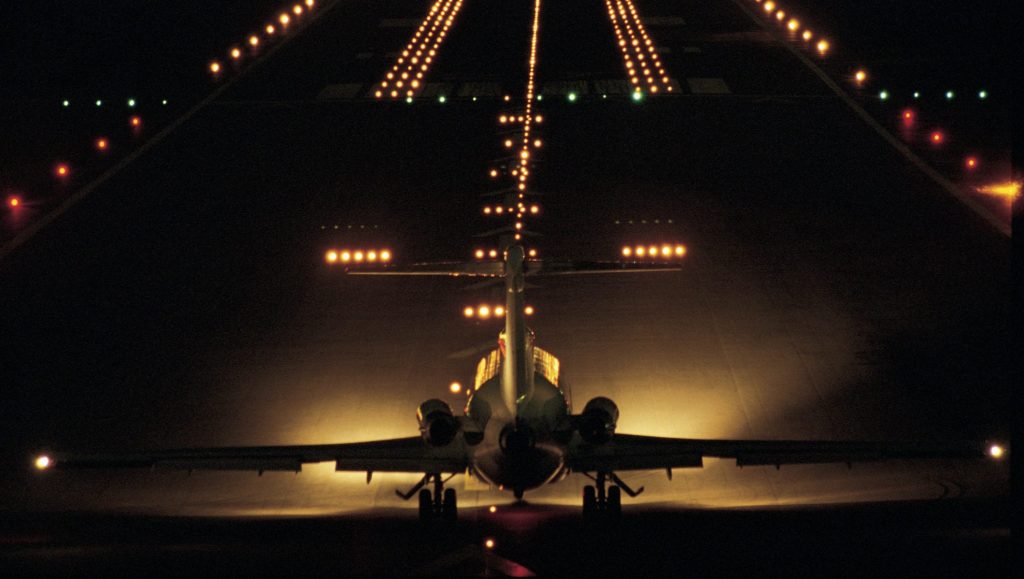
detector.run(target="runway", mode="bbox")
[0,0,1011,575]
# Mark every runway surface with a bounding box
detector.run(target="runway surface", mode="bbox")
[1,0,1011,575]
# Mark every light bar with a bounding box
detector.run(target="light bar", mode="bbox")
[621,244,687,260]
[375,0,466,99]
[604,0,672,95]
[324,248,393,264]
[463,304,535,319]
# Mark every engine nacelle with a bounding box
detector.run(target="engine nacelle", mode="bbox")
[417,399,459,446]
[578,397,619,444]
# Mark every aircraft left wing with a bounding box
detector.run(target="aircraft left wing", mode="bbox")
[37,437,469,474]
[568,434,1003,472]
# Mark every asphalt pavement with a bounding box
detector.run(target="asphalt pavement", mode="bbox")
[0,0,1011,575]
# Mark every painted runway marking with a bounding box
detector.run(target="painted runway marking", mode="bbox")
[377,18,419,28]
[457,82,503,98]
[641,16,686,26]
[687,77,731,94]
[540,80,588,96]
[317,83,364,100]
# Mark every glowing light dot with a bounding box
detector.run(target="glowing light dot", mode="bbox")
[622,246,632,257]
[930,131,944,144]
[965,157,978,169]
[35,455,51,470]
[95,137,108,150]
[449,382,462,393]
[816,39,830,55]
[524,306,534,316]
[340,251,351,262]
[249,35,260,46]
[231,48,241,59]
[567,92,577,102]
[489,506,497,513]
[485,539,495,549]
[878,90,889,101]
[478,305,491,319]
[978,90,988,99]
[210,61,221,73]
[130,116,142,127]
[7,196,21,208]
[266,25,276,35]
[325,250,338,263]
[380,250,391,262]
[62,99,70,107]
[945,90,955,100]
[55,164,70,177]
[802,30,812,41]
[464,307,474,318]
[787,19,799,31]
[989,445,1004,459]
[353,251,364,262]
[127,98,136,107]
[279,14,290,25]
[854,70,867,85]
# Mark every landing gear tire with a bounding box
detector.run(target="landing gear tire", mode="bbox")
[582,485,597,517]
[418,489,433,522]
[607,485,622,518]
[442,488,458,522]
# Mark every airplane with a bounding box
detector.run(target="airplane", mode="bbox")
[33,241,1007,522]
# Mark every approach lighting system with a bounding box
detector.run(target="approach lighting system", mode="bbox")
[375,0,466,100]
[621,244,686,261]
[603,0,673,94]
[324,248,393,265]
[463,304,533,319]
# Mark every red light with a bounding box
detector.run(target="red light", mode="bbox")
[930,130,945,145]
[55,163,70,177]
[130,116,142,128]
[7,195,20,208]
[965,156,978,170]
[901,109,915,126]
[95,137,108,151]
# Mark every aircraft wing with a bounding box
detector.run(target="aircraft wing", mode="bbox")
[567,434,1000,472]
[39,437,469,474]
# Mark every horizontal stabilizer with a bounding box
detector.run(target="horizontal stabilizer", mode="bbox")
[347,261,504,277]
[523,261,681,276]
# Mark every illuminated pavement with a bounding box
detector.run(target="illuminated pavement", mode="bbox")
[0,0,1010,574]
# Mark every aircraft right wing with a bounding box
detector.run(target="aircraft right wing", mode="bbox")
[567,434,1004,473]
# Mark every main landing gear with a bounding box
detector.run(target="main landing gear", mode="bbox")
[397,473,457,523]
[581,472,643,519]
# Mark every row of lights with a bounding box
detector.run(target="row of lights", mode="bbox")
[482,204,539,215]
[324,248,393,264]
[210,0,317,76]
[603,0,672,95]
[473,248,538,260]
[753,0,1019,207]
[375,0,465,100]
[463,304,535,319]
[61,97,168,109]
[621,244,687,259]
[754,0,830,56]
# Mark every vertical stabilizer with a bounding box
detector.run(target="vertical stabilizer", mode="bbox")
[500,246,533,418]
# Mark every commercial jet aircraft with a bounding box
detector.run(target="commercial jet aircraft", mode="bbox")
[33,242,1005,521]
